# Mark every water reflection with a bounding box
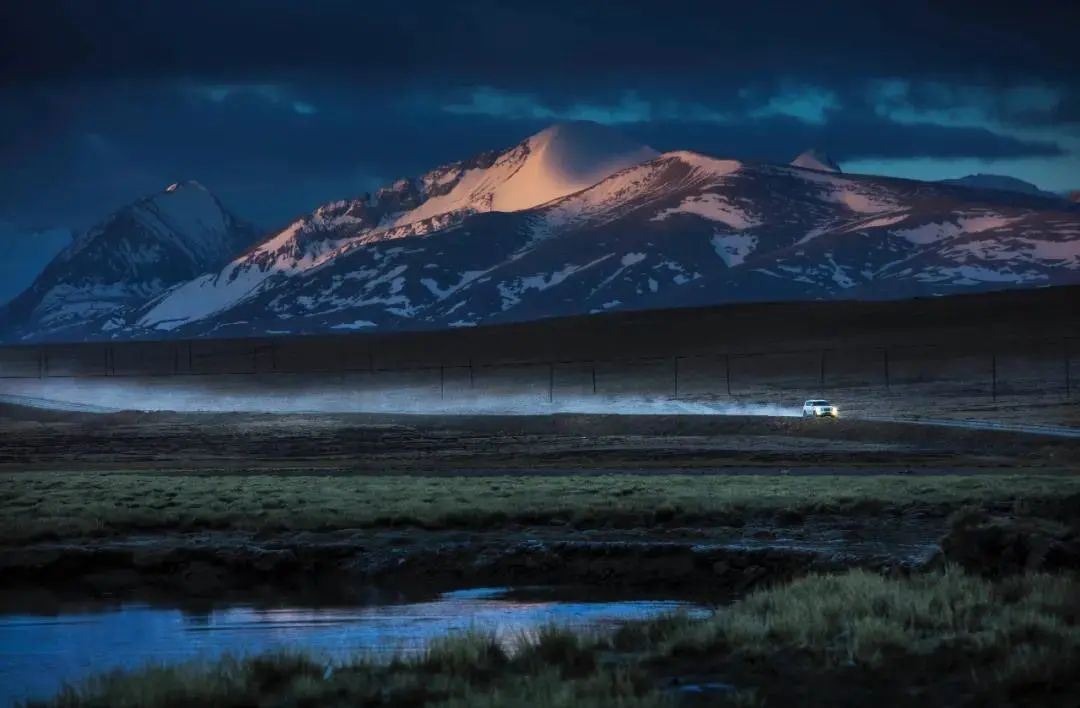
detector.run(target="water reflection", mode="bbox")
[0,586,706,706]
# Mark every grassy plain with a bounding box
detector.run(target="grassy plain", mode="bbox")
[5,470,1080,543]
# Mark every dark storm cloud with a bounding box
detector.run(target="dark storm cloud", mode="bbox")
[2,0,1079,90]
[1011,89,1080,127]
[0,79,1063,236]
[0,80,547,231]
[626,117,1063,163]
[0,0,1078,243]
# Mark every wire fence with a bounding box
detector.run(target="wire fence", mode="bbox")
[0,335,1075,405]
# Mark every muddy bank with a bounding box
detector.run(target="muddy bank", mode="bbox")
[0,517,940,609]
[940,512,1080,577]
[11,502,1073,608]
[7,504,1077,608]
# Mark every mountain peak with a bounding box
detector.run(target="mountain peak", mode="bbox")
[163,179,208,194]
[395,121,658,220]
[790,149,841,173]
[490,121,657,211]
[1,177,256,341]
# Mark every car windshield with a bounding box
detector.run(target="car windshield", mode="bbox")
[808,400,830,405]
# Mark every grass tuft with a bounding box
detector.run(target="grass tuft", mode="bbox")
[662,567,1080,672]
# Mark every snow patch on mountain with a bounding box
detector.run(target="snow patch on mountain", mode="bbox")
[946,233,1080,267]
[895,215,1017,245]
[139,271,260,331]
[419,270,488,300]
[331,320,377,330]
[833,190,897,214]
[843,213,909,231]
[711,233,758,267]
[536,153,742,236]
[498,254,614,311]
[1021,239,1080,264]
[786,169,897,215]
[914,265,1042,285]
[652,193,759,229]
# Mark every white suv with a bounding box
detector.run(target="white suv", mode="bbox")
[802,399,838,418]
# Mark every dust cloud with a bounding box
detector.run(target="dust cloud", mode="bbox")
[0,378,800,417]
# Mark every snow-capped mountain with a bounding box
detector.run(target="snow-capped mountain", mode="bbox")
[130,138,1079,339]
[0,181,258,340]
[939,174,1061,201]
[790,149,841,173]
[134,122,658,334]
[4,122,1079,342]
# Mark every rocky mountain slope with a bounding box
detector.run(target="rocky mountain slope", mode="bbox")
[3,123,1079,342]
[0,181,257,340]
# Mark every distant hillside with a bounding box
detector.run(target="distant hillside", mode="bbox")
[940,173,1061,200]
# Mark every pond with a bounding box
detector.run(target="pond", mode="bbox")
[0,586,708,706]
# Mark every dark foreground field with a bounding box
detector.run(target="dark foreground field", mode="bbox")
[2,403,1079,706]
[3,403,1078,473]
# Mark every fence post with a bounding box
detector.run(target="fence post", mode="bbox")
[591,362,597,394]
[37,349,43,379]
[548,362,554,403]
[469,358,474,388]
[725,354,731,395]
[883,348,890,391]
[440,365,445,400]
[673,356,679,399]
[992,353,997,401]
[819,350,826,387]
[1066,339,1071,398]
[368,353,374,373]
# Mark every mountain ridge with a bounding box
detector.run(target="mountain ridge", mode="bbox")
[2,122,1079,343]
[939,174,1061,201]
